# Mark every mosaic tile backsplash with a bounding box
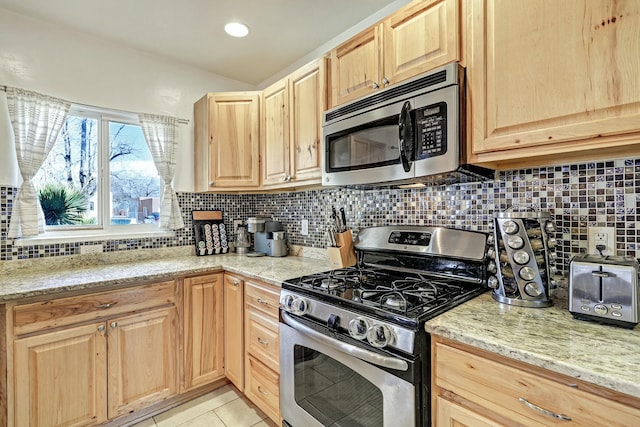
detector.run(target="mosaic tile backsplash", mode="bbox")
[2,157,640,276]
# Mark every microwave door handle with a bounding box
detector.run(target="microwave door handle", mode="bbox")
[282,311,408,371]
[398,101,413,172]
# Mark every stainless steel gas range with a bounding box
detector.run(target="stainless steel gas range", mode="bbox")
[279,225,489,427]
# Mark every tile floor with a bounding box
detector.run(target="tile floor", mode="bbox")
[130,385,277,427]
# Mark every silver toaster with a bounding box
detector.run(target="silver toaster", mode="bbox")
[569,255,639,328]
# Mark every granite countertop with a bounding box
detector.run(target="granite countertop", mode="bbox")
[0,250,331,302]
[4,250,639,402]
[425,292,640,400]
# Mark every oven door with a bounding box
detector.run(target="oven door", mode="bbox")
[280,312,416,427]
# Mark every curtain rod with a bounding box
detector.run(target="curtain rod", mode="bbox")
[1,84,190,125]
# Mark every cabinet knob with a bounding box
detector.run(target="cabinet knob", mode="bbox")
[382,77,390,86]
[257,337,269,346]
[233,279,241,286]
[110,321,118,329]
[208,181,215,186]
[97,325,105,332]
[258,386,269,396]
[257,298,269,306]
[371,82,380,89]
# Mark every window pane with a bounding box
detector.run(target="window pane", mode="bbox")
[34,115,99,226]
[108,121,161,225]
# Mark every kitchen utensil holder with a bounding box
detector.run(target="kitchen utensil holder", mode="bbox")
[328,230,357,268]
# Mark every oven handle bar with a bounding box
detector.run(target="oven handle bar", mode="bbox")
[282,312,409,372]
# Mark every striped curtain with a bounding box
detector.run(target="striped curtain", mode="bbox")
[7,88,70,238]
[138,114,185,230]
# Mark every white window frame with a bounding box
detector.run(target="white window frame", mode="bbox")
[13,104,173,246]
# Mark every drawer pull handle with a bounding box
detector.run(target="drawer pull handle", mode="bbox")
[257,338,269,345]
[257,298,269,306]
[258,386,269,396]
[96,302,118,309]
[518,398,572,421]
[591,271,611,278]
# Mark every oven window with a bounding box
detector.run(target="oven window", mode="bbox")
[293,344,383,427]
[327,119,400,172]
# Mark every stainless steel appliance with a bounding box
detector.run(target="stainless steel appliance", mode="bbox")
[569,254,640,328]
[279,226,489,427]
[321,62,493,187]
[487,209,559,307]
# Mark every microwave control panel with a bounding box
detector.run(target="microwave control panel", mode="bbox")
[415,101,447,159]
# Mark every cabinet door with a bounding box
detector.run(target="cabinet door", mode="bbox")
[468,0,640,163]
[383,0,458,84]
[183,274,225,390]
[290,58,326,183]
[436,397,505,427]
[14,322,107,427]
[330,25,382,107]
[208,93,260,188]
[107,307,178,419]
[261,79,291,186]
[223,274,244,391]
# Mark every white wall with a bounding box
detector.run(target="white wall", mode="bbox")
[0,8,254,192]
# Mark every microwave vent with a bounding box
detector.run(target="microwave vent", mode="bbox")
[325,69,448,123]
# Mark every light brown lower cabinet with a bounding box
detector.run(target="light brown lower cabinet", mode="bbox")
[432,336,640,426]
[13,322,108,427]
[244,279,281,424]
[223,273,244,391]
[9,280,180,427]
[183,273,225,391]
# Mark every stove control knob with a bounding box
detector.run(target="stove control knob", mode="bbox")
[366,324,394,348]
[348,317,370,340]
[280,295,295,312]
[291,297,309,315]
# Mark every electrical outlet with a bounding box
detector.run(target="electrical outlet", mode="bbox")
[233,219,243,233]
[301,219,309,236]
[80,244,103,255]
[588,226,615,256]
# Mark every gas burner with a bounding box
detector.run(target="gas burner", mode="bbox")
[321,278,341,290]
[381,293,407,310]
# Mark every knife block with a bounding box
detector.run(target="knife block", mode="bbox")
[327,230,357,269]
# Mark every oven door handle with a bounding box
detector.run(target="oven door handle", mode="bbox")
[282,312,409,372]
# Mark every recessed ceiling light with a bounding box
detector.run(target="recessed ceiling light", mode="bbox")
[224,22,249,38]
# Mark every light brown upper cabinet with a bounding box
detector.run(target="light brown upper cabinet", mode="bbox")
[194,92,261,191]
[261,57,326,188]
[467,0,640,169]
[330,0,459,107]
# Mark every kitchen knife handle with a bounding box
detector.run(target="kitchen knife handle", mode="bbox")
[340,207,347,231]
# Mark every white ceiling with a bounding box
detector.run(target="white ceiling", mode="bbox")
[0,0,401,86]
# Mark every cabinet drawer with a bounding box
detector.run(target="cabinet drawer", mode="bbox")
[435,342,640,426]
[246,309,279,372]
[246,355,280,423]
[245,280,280,319]
[14,281,177,335]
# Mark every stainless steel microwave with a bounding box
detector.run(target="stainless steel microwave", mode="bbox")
[322,62,493,187]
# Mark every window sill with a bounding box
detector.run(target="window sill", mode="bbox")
[12,229,175,246]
